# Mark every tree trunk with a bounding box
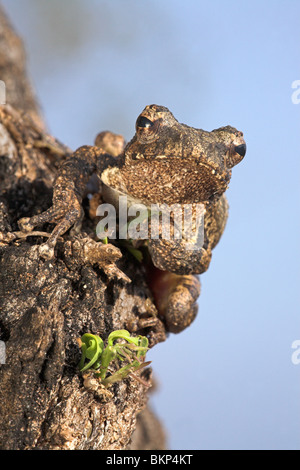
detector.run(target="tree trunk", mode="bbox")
[0,5,167,450]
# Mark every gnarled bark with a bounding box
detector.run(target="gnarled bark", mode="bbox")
[0,6,167,450]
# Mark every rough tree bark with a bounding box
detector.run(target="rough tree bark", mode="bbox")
[0,6,167,450]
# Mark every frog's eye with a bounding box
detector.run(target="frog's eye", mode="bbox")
[136,116,154,129]
[135,113,161,143]
[227,140,246,168]
[234,143,246,157]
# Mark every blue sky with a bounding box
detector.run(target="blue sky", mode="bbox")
[2,0,299,449]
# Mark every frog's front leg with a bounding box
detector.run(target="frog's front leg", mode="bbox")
[148,195,229,275]
[149,238,212,275]
[18,145,117,259]
[145,196,228,332]
[19,178,85,259]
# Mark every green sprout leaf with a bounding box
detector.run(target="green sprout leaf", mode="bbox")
[98,345,117,379]
[107,329,132,346]
[78,333,104,372]
[78,329,150,387]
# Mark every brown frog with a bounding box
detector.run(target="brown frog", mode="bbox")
[18,104,246,333]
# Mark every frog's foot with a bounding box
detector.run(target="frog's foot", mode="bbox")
[17,192,84,259]
[0,230,17,244]
[147,266,201,334]
[18,217,36,233]
[65,237,131,283]
[36,206,83,259]
[18,206,58,234]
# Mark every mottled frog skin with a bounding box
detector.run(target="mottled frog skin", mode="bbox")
[18,105,246,333]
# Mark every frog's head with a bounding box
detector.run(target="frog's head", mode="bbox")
[118,104,246,205]
[131,104,246,170]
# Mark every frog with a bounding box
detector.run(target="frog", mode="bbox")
[18,104,246,333]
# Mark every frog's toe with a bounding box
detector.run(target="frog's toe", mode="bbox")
[0,231,17,243]
[39,243,55,260]
[18,217,35,233]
